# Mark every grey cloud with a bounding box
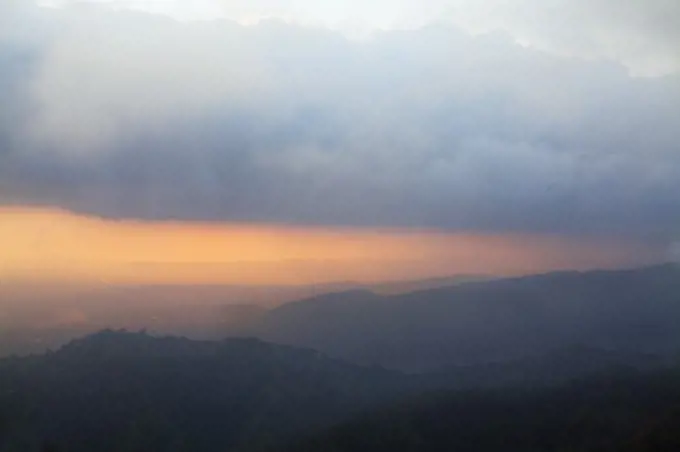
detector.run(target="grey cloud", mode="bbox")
[1,5,680,242]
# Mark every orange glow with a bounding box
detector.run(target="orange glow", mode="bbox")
[0,207,662,285]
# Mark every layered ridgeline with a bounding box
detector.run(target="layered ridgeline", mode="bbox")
[0,275,489,358]
[0,331,670,452]
[254,264,680,371]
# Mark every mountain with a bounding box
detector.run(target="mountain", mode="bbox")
[0,331,670,452]
[0,275,492,357]
[275,365,680,452]
[254,264,680,371]
[434,345,668,390]
[0,330,415,452]
[366,274,494,295]
[0,283,358,357]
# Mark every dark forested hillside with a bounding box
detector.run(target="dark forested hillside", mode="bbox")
[275,367,680,452]
[0,331,415,452]
[255,264,680,371]
[0,331,676,452]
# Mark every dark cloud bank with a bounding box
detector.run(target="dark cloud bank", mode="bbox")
[1,3,679,245]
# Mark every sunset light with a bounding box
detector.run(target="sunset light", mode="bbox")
[0,207,662,285]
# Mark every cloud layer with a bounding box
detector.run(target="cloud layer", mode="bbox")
[1,3,679,243]
[38,0,680,75]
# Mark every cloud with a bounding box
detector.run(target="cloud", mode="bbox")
[0,4,679,243]
[446,0,680,77]
[36,0,680,75]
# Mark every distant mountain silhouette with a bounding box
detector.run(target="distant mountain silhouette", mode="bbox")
[0,275,492,357]
[254,264,680,371]
[366,274,494,295]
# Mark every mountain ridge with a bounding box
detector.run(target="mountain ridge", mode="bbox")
[254,263,680,371]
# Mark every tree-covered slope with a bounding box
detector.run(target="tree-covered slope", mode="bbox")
[0,330,412,452]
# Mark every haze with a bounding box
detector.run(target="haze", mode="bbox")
[1,0,679,354]
[4,5,680,450]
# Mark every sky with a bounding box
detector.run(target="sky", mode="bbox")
[0,0,679,284]
[0,207,660,285]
